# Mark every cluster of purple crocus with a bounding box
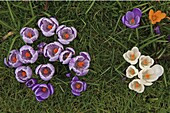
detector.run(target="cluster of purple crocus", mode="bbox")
[4,17,90,101]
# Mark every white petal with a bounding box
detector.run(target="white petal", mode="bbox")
[126,65,138,78]
[128,79,145,93]
[139,55,154,70]
[151,64,164,77]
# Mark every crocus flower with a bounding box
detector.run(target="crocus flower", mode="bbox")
[35,63,55,81]
[20,27,39,44]
[138,64,164,86]
[43,42,63,62]
[15,66,32,83]
[32,83,54,102]
[123,47,141,65]
[154,26,161,35]
[4,50,22,68]
[122,8,142,29]
[128,79,145,93]
[19,45,38,64]
[69,52,90,76]
[139,55,154,70]
[59,47,75,64]
[37,42,47,54]
[25,78,37,88]
[71,76,87,96]
[66,73,71,78]
[38,17,59,37]
[56,25,77,45]
[126,65,138,78]
[149,9,166,24]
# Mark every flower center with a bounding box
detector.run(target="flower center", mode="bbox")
[53,48,58,54]
[63,53,70,60]
[43,68,49,74]
[135,82,140,88]
[12,56,17,63]
[152,15,157,21]
[130,69,135,75]
[64,33,70,39]
[142,59,148,65]
[130,53,135,60]
[27,32,32,38]
[130,18,135,25]
[144,74,150,79]
[75,83,81,89]
[77,61,85,68]
[41,87,47,92]
[25,52,31,58]
[47,25,53,30]
[21,71,26,77]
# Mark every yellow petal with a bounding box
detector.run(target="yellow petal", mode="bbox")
[149,9,154,20]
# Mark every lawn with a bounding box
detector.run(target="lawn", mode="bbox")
[0,1,170,113]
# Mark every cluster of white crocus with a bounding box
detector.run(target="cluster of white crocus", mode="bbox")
[123,47,164,93]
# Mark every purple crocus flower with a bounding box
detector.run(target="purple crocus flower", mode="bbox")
[15,66,32,83]
[43,42,63,62]
[154,26,161,35]
[37,42,47,54]
[20,27,39,44]
[19,45,38,64]
[122,8,142,29]
[4,50,22,68]
[35,63,55,81]
[32,83,54,102]
[71,76,87,96]
[38,17,59,37]
[69,52,91,76]
[56,25,77,45]
[25,78,37,88]
[59,47,75,64]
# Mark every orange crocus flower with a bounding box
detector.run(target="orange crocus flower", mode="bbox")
[149,9,166,24]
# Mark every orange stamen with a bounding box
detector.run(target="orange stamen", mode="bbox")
[64,34,70,39]
[77,61,84,67]
[130,18,135,24]
[47,25,53,30]
[42,87,47,92]
[135,82,140,88]
[75,83,81,89]
[43,68,49,74]
[142,59,148,65]
[130,69,135,75]
[12,56,17,63]
[145,74,150,79]
[27,32,32,38]
[53,48,58,54]
[152,15,157,21]
[25,52,31,58]
[130,54,135,60]
[21,71,26,77]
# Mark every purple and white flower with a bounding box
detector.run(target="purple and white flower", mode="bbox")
[35,63,55,81]
[32,83,54,102]
[69,52,90,76]
[122,8,142,29]
[37,42,47,54]
[43,42,63,62]
[20,27,39,44]
[38,17,59,37]
[19,45,38,64]
[25,78,37,88]
[4,50,22,68]
[59,47,75,64]
[71,76,87,96]
[56,25,77,45]
[15,66,32,83]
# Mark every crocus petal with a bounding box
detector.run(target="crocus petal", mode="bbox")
[125,21,139,29]
[56,25,66,34]
[125,11,134,21]
[20,27,27,35]
[134,15,140,24]
[38,17,45,28]
[80,52,91,61]
[58,38,70,45]
[32,84,40,92]
[71,76,79,82]
[151,64,164,77]
[126,65,138,78]
[149,9,154,20]
[35,64,42,74]
[50,17,59,26]
[71,27,77,38]
[66,73,71,78]
[48,83,54,95]
[36,96,44,102]
[132,8,142,17]
[71,90,80,96]
[83,82,87,91]
[128,79,145,93]
[122,15,126,24]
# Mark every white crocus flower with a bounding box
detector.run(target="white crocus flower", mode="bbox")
[126,65,138,78]
[128,79,145,93]
[138,64,164,86]
[123,47,141,65]
[139,55,154,69]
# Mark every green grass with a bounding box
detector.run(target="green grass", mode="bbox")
[0,1,170,113]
